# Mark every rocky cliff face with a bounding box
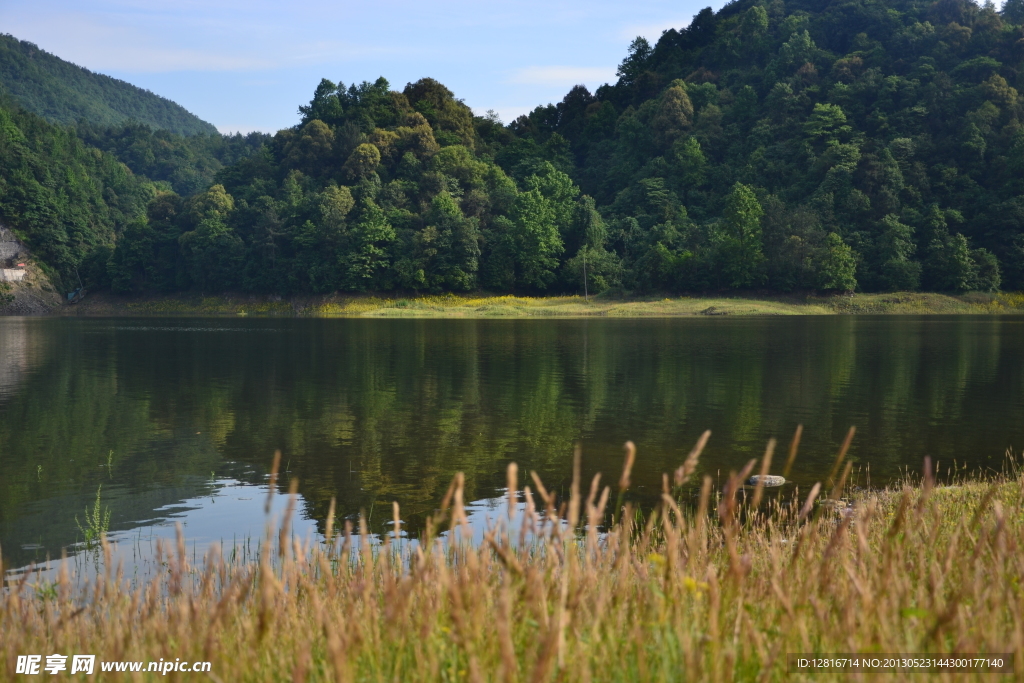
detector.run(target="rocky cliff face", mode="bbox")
[0,226,63,315]
[0,227,23,263]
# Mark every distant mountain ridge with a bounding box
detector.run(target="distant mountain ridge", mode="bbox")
[0,34,218,136]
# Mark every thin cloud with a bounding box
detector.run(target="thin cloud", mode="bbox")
[508,66,616,87]
[3,14,401,73]
[4,16,272,72]
[92,46,272,72]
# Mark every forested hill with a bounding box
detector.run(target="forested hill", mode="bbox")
[0,34,218,136]
[507,0,1024,293]
[9,0,1024,299]
[0,98,157,290]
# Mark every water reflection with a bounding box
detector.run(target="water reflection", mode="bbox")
[4,479,319,588]
[2,316,1023,574]
[0,318,45,400]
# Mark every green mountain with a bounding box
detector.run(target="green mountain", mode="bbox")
[0,94,267,294]
[100,0,1024,296]
[76,121,269,196]
[509,0,1024,293]
[0,34,218,136]
[6,0,1024,298]
[0,97,156,289]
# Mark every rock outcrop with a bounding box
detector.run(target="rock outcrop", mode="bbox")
[0,226,62,315]
[747,475,787,487]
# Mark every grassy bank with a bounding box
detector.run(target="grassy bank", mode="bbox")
[3,440,1022,682]
[56,290,1024,318]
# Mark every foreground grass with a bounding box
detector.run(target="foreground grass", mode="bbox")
[60,290,1024,318]
[3,440,1022,682]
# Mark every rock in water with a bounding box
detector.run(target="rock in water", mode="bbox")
[748,475,786,487]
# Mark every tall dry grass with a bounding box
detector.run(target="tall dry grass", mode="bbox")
[2,433,1022,682]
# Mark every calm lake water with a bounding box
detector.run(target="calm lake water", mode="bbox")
[2,315,1023,573]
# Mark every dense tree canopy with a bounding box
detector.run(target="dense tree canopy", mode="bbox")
[503,0,1024,293]
[4,0,1024,297]
[77,122,269,196]
[102,77,590,295]
[0,98,155,290]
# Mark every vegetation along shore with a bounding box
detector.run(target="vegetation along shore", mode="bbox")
[52,290,1024,317]
[2,434,1022,682]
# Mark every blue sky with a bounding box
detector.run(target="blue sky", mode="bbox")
[1,0,727,134]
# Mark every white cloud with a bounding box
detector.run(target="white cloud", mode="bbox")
[508,66,616,87]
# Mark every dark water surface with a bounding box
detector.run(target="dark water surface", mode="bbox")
[2,315,1023,571]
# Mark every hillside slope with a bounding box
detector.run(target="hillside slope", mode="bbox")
[8,0,1024,301]
[0,34,217,136]
[509,0,1024,292]
[0,98,156,292]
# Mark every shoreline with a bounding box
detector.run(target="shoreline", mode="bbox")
[35,290,1024,318]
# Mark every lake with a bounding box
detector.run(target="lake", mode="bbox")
[2,315,1023,574]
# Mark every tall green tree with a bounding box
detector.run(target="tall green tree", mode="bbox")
[561,195,621,293]
[341,197,395,291]
[498,189,564,290]
[1003,0,1024,24]
[412,191,480,291]
[877,214,921,292]
[177,185,243,291]
[718,183,765,289]
[815,233,858,292]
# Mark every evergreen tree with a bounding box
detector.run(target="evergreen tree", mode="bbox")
[972,248,1002,292]
[341,197,395,291]
[719,183,765,289]
[416,191,480,291]
[926,232,977,293]
[177,185,243,291]
[815,233,858,293]
[877,215,921,291]
[1003,0,1024,24]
